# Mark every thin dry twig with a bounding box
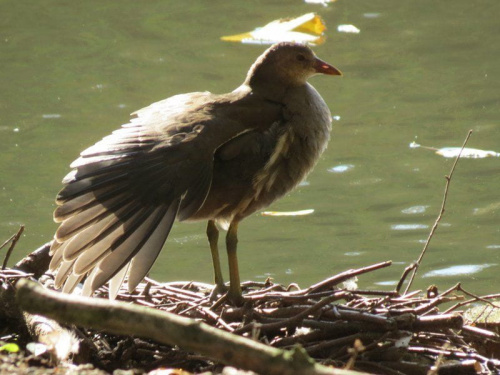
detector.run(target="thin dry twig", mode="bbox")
[1,225,25,270]
[402,130,473,294]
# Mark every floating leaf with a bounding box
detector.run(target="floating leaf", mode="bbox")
[305,0,336,5]
[0,343,20,353]
[436,147,500,158]
[410,141,500,159]
[221,13,326,46]
[261,209,314,217]
[337,24,360,34]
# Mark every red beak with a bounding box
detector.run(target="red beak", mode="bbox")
[314,58,342,76]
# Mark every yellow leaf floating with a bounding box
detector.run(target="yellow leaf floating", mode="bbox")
[261,209,315,217]
[221,13,326,46]
[410,141,500,159]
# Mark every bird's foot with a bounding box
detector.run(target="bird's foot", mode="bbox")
[227,287,245,307]
[209,283,228,301]
[227,292,245,307]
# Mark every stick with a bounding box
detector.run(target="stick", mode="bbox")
[306,261,392,295]
[15,279,361,375]
[402,130,473,294]
[1,225,25,270]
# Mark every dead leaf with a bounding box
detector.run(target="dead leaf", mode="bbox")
[410,141,500,159]
[261,209,314,217]
[337,24,360,34]
[305,0,337,6]
[221,13,326,45]
[435,147,500,158]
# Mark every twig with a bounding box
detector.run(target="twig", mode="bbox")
[403,130,473,294]
[395,263,415,294]
[1,225,25,270]
[444,292,500,314]
[427,342,449,375]
[234,293,344,335]
[456,283,500,309]
[462,325,500,341]
[305,261,392,295]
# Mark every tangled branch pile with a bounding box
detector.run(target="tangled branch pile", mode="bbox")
[3,250,500,374]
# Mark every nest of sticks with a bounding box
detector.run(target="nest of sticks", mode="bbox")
[3,251,500,375]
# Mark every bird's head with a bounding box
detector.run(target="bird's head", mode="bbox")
[246,42,342,91]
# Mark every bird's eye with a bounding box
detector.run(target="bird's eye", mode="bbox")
[296,54,306,62]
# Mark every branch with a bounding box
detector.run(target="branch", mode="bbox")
[1,225,25,270]
[402,130,473,294]
[15,279,362,375]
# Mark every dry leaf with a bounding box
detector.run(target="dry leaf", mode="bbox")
[337,24,360,34]
[261,209,314,217]
[435,147,500,158]
[305,0,337,6]
[221,13,326,46]
[410,141,500,159]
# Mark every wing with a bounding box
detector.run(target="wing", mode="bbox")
[50,90,283,297]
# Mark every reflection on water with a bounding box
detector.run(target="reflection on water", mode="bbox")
[423,264,496,278]
[1,0,500,295]
[401,205,429,215]
[328,164,355,173]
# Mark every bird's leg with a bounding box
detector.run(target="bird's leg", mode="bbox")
[206,220,227,297]
[226,221,244,305]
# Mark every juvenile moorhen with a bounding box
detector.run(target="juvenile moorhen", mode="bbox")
[49,42,342,304]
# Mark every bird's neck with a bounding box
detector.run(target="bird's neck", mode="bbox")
[243,62,301,102]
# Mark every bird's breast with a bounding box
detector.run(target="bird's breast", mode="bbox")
[188,83,332,227]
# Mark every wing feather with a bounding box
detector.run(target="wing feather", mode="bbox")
[80,205,170,296]
[50,89,284,296]
[126,200,179,292]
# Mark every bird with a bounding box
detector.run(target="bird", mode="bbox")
[48,42,342,304]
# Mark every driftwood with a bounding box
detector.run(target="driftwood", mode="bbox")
[16,278,359,375]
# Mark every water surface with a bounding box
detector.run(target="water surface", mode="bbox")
[1,0,499,295]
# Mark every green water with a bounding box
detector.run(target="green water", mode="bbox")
[1,0,499,295]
